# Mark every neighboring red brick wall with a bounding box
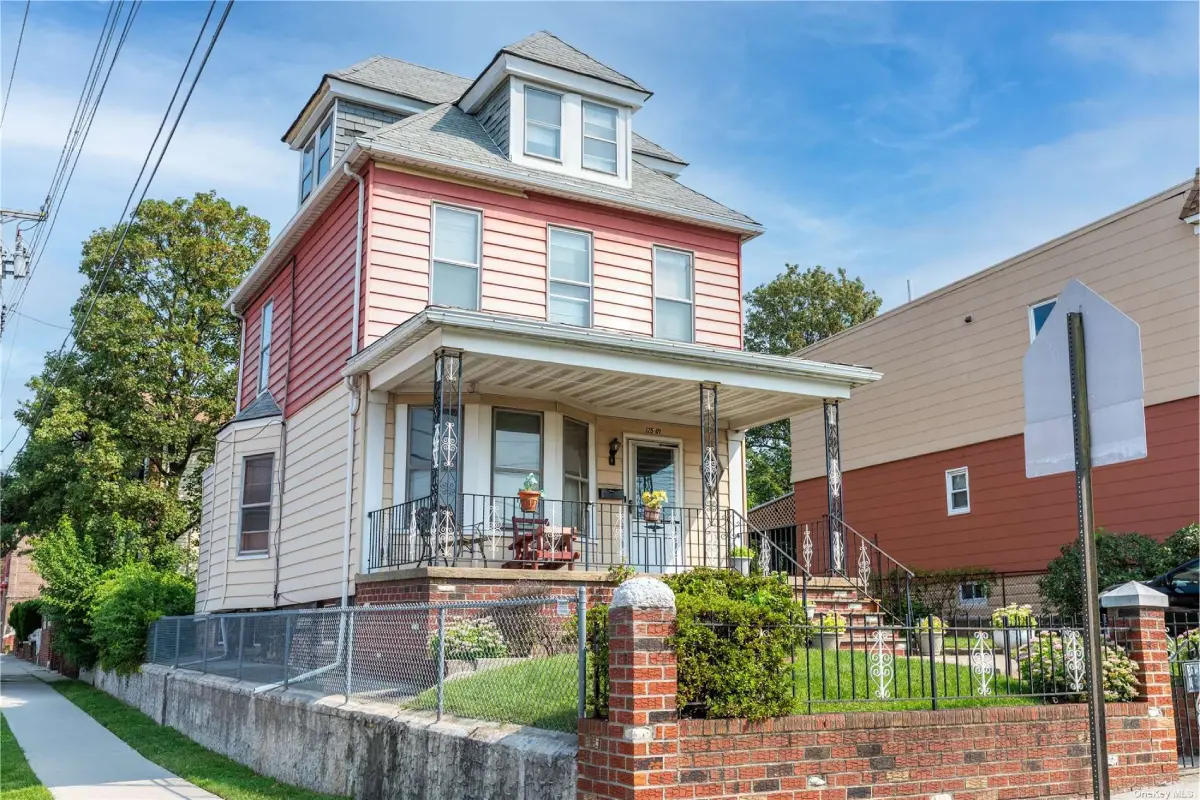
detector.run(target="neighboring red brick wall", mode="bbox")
[794,396,1199,572]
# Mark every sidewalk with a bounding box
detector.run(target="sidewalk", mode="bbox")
[0,654,220,800]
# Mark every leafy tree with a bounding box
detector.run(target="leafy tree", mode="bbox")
[5,192,268,665]
[1038,530,1173,620]
[742,265,882,507]
[1163,523,1198,567]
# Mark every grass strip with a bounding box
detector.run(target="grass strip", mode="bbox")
[51,681,347,800]
[0,713,53,800]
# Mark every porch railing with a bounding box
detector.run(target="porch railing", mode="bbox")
[366,494,806,579]
[798,515,914,625]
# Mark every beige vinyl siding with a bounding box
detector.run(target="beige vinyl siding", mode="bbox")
[195,466,215,611]
[276,382,352,605]
[791,181,1200,482]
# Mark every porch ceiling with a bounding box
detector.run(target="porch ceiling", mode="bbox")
[345,308,881,430]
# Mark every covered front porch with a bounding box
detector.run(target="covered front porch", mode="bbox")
[345,308,880,577]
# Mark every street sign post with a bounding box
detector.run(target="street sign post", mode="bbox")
[1023,279,1148,800]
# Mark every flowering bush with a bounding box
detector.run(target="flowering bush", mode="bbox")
[991,603,1036,628]
[1020,631,1139,702]
[429,618,509,661]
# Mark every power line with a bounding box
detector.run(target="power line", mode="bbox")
[11,310,71,331]
[3,0,234,459]
[0,0,31,130]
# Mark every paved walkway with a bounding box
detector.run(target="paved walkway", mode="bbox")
[0,655,219,800]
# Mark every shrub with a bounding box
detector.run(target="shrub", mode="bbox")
[492,582,566,656]
[814,613,846,635]
[729,545,755,559]
[664,568,808,720]
[89,562,194,675]
[7,599,42,641]
[429,618,508,661]
[585,604,609,716]
[915,615,945,633]
[1169,628,1200,661]
[991,603,1036,628]
[1039,531,1171,620]
[1020,631,1139,702]
[1163,523,1199,567]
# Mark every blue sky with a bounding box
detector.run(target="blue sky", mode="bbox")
[0,1,1196,463]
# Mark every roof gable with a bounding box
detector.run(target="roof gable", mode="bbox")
[500,31,648,93]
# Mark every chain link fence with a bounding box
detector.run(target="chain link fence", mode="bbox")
[148,592,587,732]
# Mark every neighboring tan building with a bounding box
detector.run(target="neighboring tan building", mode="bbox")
[789,177,1200,576]
[195,32,881,612]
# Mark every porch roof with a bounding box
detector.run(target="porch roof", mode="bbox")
[343,308,880,429]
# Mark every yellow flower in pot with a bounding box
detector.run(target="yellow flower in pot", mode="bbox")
[641,489,668,522]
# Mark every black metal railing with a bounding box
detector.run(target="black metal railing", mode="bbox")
[1168,609,1200,769]
[795,515,914,624]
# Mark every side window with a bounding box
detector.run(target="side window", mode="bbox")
[958,582,988,605]
[431,205,482,311]
[316,116,333,183]
[945,467,970,515]
[653,246,694,343]
[1029,298,1056,341]
[257,301,274,395]
[524,86,562,160]
[239,454,274,555]
[407,407,433,501]
[548,227,592,327]
[299,139,315,201]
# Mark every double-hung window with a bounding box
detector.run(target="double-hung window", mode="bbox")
[563,417,589,532]
[257,301,273,395]
[653,247,694,342]
[524,87,562,160]
[548,227,592,327]
[300,140,315,201]
[239,454,274,555]
[582,101,618,174]
[492,410,542,499]
[316,116,333,184]
[431,205,481,310]
[299,112,333,203]
[406,407,433,501]
[945,467,970,515]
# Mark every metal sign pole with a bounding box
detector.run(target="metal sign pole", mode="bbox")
[1067,311,1110,800]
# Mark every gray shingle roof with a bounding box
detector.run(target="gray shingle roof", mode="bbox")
[364,104,756,228]
[227,390,282,426]
[500,31,648,94]
[331,56,471,105]
[632,132,685,165]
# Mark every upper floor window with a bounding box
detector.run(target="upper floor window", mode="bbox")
[299,112,333,203]
[524,86,562,161]
[316,116,333,183]
[548,227,592,327]
[945,467,970,515]
[431,205,481,310]
[582,101,618,174]
[257,300,273,395]
[1028,298,1056,342]
[653,246,694,343]
[300,141,315,201]
[239,454,273,555]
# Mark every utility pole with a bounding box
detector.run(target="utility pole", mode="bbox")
[1,207,46,336]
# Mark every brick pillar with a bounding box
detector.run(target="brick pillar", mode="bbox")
[578,577,680,800]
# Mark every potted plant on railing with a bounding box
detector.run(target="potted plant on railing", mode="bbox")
[915,615,945,656]
[518,473,541,513]
[730,545,755,577]
[813,613,846,651]
[991,603,1036,651]
[641,489,668,523]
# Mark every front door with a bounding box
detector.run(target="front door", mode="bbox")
[625,440,683,572]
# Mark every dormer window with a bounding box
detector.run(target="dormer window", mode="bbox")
[299,111,334,202]
[524,86,562,161]
[582,101,618,175]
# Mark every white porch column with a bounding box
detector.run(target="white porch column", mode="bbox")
[544,410,564,502]
[728,430,746,517]
[362,390,388,573]
[462,403,491,497]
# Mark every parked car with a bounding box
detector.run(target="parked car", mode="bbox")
[1144,559,1198,636]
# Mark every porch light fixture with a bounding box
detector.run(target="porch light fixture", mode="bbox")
[608,438,621,466]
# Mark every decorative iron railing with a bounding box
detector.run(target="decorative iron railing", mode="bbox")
[797,515,914,625]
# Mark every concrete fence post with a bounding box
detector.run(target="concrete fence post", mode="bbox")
[577,577,679,800]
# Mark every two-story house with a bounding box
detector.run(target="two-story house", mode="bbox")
[194,32,881,613]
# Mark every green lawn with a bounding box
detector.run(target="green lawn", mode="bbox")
[408,654,580,732]
[51,682,347,800]
[0,713,52,800]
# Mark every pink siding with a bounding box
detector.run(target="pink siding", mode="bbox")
[239,263,292,410]
[364,164,744,348]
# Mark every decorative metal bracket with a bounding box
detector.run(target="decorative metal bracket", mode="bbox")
[823,400,845,575]
[699,383,721,566]
[430,350,463,561]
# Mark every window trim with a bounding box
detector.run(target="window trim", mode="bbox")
[406,406,434,502]
[652,245,695,343]
[958,581,989,606]
[547,225,593,328]
[298,109,334,203]
[238,453,274,556]
[429,203,483,311]
[490,407,544,497]
[257,300,274,395]
[581,99,619,176]
[1028,297,1056,342]
[945,466,970,516]
[523,85,563,163]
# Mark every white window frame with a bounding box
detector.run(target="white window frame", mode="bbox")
[958,581,989,606]
[491,408,544,497]
[298,109,334,203]
[652,245,695,343]
[547,226,593,327]
[945,467,970,516]
[238,453,274,556]
[523,85,563,162]
[581,100,619,176]
[429,203,482,311]
[257,300,273,395]
[1028,297,1056,342]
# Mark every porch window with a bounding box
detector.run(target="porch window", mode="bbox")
[257,300,273,395]
[563,418,589,504]
[524,86,562,161]
[431,205,481,310]
[653,247,693,343]
[239,454,274,555]
[945,467,970,515]
[548,228,592,327]
[406,407,433,501]
[492,409,542,499]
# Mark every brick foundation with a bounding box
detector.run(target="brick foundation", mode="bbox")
[354,566,615,607]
